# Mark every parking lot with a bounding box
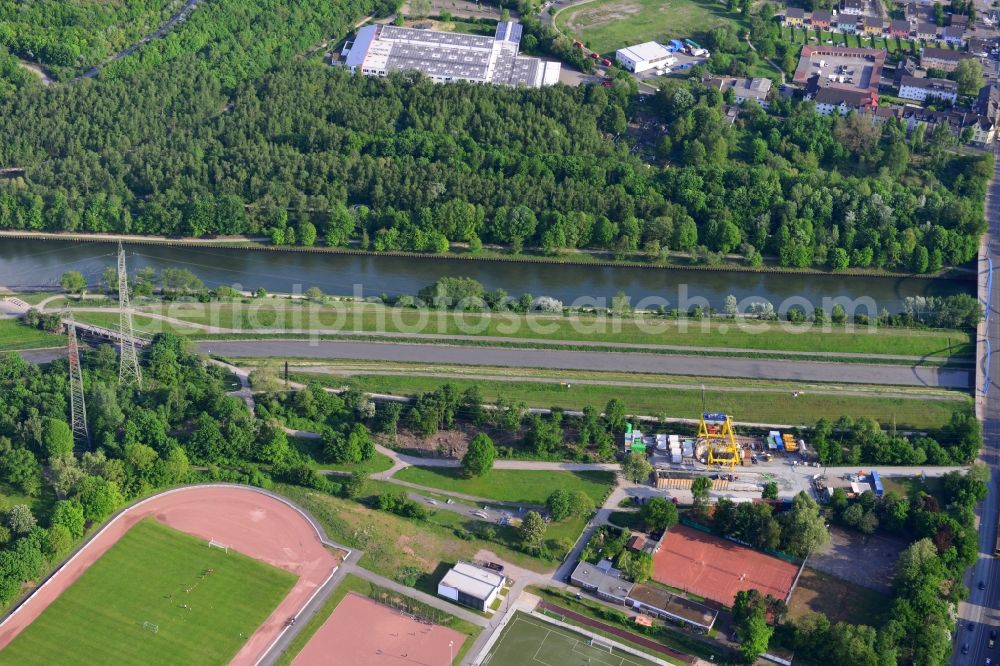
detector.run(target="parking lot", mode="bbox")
[634,50,708,81]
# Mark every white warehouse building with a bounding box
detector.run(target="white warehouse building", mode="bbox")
[615,41,674,73]
[342,22,560,87]
[437,561,505,611]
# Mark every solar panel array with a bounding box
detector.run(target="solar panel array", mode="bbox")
[386,41,491,80]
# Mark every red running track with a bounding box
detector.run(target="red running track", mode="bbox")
[0,485,344,665]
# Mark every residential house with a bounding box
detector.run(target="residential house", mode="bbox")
[949,13,969,28]
[901,106,995,144]
[874,106,903,124]
[970,116,996,145]
[968,37,997,57]
[703,75,773,108]
[626,534,646,552]
[975,82,1000,121]
[784,7,806,26]
[943,25,966,47]
[915,22,938,41]
[921,46,971,72]
[892,57,918,87]
[862,16,884,35]
[570,561,634,605]
[898,75,959,103]
[811,9,833,29]
[841,0,866,15]
[837,14,859,32]
[889,19,911,37]
[814,87,879,115]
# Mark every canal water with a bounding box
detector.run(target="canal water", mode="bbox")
[0,238,972,313]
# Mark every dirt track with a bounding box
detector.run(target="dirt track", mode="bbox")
[0,485,344,665]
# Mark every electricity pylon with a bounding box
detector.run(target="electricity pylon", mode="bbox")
[117,242,142,389]
[66,313,90,449]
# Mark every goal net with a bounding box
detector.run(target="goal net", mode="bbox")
[589,638,614,654]
[143,621,159,634]
[208,539,229,554]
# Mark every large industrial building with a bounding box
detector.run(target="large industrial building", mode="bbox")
[342,22,560,87]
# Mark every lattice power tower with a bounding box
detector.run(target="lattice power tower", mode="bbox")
[699,412,741,469]
[66,313,90,449]
[117,243,142,389]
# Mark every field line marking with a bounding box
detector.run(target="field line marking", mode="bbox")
[532,630,560,666]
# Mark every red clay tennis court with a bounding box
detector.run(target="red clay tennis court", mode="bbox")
[652,525,798,606]
[293,592,465,666]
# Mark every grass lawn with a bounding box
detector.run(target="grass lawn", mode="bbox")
[882,475,944,503]
[73,301,977,359]
[787,568,888,626]
[288,436,394,473]
[484,611,664,666]
[608,510,644,530]
[393,467,615,506]
[0,319,61,352]
[276,484,559,580]
[320,372,966,430]
[274,573,481,666]
[0,519,296,666]
[0,482,56,524]
[555,0,741,54]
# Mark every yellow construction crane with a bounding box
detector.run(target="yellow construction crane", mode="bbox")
[699,412,741,469]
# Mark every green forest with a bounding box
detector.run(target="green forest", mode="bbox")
[0,0,182,77]
[0,0,991,273]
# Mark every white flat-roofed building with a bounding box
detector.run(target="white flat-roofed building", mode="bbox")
[437,561,505,611]
[342,22,559,87]
[615,41,673,73]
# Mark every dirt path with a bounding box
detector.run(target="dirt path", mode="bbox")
[0,485,347,665]
[16,60,54,86]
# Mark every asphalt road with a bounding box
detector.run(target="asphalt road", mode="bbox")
[955,155,1000,666]
[197,340,971,388]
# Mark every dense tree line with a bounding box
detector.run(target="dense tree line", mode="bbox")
[0,331,379,604]
[810,410,981,466]
[708,491,829,558]
[0,15,989,272]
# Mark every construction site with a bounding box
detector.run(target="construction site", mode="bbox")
[623,412,822,496]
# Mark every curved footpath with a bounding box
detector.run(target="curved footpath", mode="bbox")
[198,339,971,389]
[0,484,349,666]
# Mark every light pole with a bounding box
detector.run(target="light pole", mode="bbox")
[449,640,454,665]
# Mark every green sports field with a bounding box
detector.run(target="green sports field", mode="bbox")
[0,519,297,666]
[484,612,660,666]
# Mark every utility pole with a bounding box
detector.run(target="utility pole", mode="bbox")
[117,242,142,389]
[66,313,90,450]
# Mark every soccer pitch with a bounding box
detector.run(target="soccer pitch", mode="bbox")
[482,612,662,666]
[0,518,297,666]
